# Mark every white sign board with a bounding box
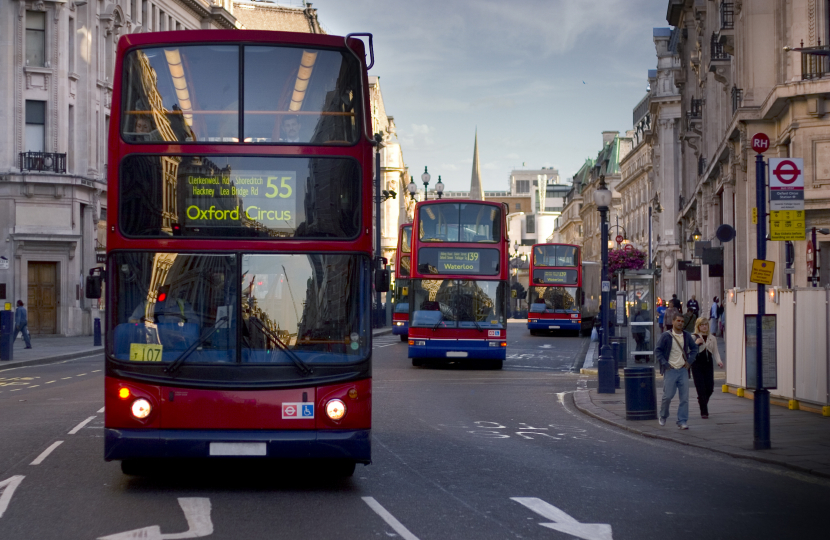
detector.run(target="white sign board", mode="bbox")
[769,158,805,211]
[0,256,8,270]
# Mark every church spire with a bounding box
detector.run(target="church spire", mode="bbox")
[469,129,484,200]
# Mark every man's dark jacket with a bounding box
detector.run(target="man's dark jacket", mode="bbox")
[654,330,699,375]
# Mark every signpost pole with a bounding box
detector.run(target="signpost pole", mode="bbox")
[754,152,771,450]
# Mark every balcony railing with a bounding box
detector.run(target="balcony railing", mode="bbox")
[801,43,830,80]
[19,152,67,174]
[698,156,707,176]
[711,33,729,61]
[731,86,743,114]
[720,2,734,30]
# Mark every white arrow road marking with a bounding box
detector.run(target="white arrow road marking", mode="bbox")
[512,497,613,540]
[98,498,213,540]
[362,497,421,540]
[0,476,25,519]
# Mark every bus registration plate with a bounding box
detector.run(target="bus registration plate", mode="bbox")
[447,351,468,358]
[209,442,267,456]
[548,326,560,329]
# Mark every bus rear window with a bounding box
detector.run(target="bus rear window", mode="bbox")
[119,155,360,239]
[120,45,360,145]
[533,245,577,267]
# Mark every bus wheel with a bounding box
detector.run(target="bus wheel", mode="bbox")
[488,359,503,370]
[400,334,408,342]
[412,358,424,367]
[120,459,149,476]
[331,460,356,477]
[530,330,539,336]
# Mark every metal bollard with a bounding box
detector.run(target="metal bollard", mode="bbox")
[94,317,102,347]
[0,310,13,361]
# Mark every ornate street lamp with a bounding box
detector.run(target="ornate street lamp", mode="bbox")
[421,166,431,200]
[435,176,444,199]
[692,226,702,242]
[592,172,615,394]
[407,176,417,201]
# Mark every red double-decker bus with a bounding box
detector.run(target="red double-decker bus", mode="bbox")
[95,30,376,476]
[392,223,412,341]
[527,243,600,336]
[407,200,509,369]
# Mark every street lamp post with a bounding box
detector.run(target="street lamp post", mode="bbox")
[593,175,615,394]
[435,176,444,199]
[421,167,431,200]
[649,195,662,270]
[407,176,418,201]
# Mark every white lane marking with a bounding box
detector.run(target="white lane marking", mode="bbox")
[46,381,56,384]
[68,416,96,435]
[76,373,87,377]
[0,476,25,519]
[30,441,64,465]
[61,377,72,380]
[512,497,613,540]
[28,385,40,388]
[98,406,105,413]
[92,370,102,373]
[362,497,421,540]
[98,497,213,540]
[556,392,566,404]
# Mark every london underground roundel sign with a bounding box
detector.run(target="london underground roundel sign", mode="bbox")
[751,133,770,154]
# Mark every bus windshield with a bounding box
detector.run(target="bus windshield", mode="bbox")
[410,279,505,329]
[120,45,361,145]
[119,155,360,239]
[529,286,579,314]
[533,245,577,267]
[418,203,501,243]
[110,252,370,370]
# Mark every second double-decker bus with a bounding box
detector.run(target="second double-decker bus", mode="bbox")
[392,223,412,341]
[527,243,600,336]
[92,29,377,476]
[407,200,509,369]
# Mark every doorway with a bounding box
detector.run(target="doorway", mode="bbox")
[27,261,58,334]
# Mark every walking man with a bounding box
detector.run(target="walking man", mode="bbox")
[14,300,32,349]
[687,294,699,318]
[655,313,698,429]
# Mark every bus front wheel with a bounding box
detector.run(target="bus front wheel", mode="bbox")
[400,334,408,342]
[488,359,503,370]
[412,358,424,367]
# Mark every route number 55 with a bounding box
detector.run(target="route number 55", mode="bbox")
[266,176,292,198]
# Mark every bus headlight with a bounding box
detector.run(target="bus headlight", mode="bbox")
[326,399,346,421]
[131,398,152,419]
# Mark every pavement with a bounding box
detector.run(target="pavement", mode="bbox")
[574,334,830,478]
[0,326,393,371]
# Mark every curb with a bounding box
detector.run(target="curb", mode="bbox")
[571,390,830,479]
[372,328,393,337]
[0,348,104,372]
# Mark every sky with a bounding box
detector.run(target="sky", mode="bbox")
[286,0,670,192]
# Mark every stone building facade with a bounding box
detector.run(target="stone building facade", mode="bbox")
[663,0,830,306]
[232,0,322,32]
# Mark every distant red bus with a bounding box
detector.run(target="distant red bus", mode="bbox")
[392,223,412,341]
[408,200,509,369]
[98,29,376,476]
[527,244,599,336]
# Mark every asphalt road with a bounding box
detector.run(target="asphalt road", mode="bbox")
[0,323,826,539]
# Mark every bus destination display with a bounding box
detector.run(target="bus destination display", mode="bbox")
[533,269,578,285]
[417,248,499,275]
[185,170,296,229]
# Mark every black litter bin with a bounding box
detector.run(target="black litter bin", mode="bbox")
[624,366,657,420]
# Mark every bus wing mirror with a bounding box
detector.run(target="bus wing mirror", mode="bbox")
[375,269,390,293]
[85,275,103,299]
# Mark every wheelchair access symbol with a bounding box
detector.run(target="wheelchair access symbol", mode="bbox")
[282,402,315,419]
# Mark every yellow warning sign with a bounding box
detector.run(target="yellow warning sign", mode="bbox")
[752,208,758,225]
[770,210,806,241]
[750,259,775,285]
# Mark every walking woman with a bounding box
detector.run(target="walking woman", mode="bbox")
[691,317,723,418]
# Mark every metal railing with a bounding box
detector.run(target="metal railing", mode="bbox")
[19,152,67,173]
[720,2,734,30]
[711,33,729,61]
[731,86,743,114]
[689,99,703,119]
[801,43,830,80]
[698,156,707,176]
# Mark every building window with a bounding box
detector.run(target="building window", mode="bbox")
[26,11,46,67]
[515,203,521,210]
[516,180,530,193]
[526,215,536,234]
[25,100,46,152]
